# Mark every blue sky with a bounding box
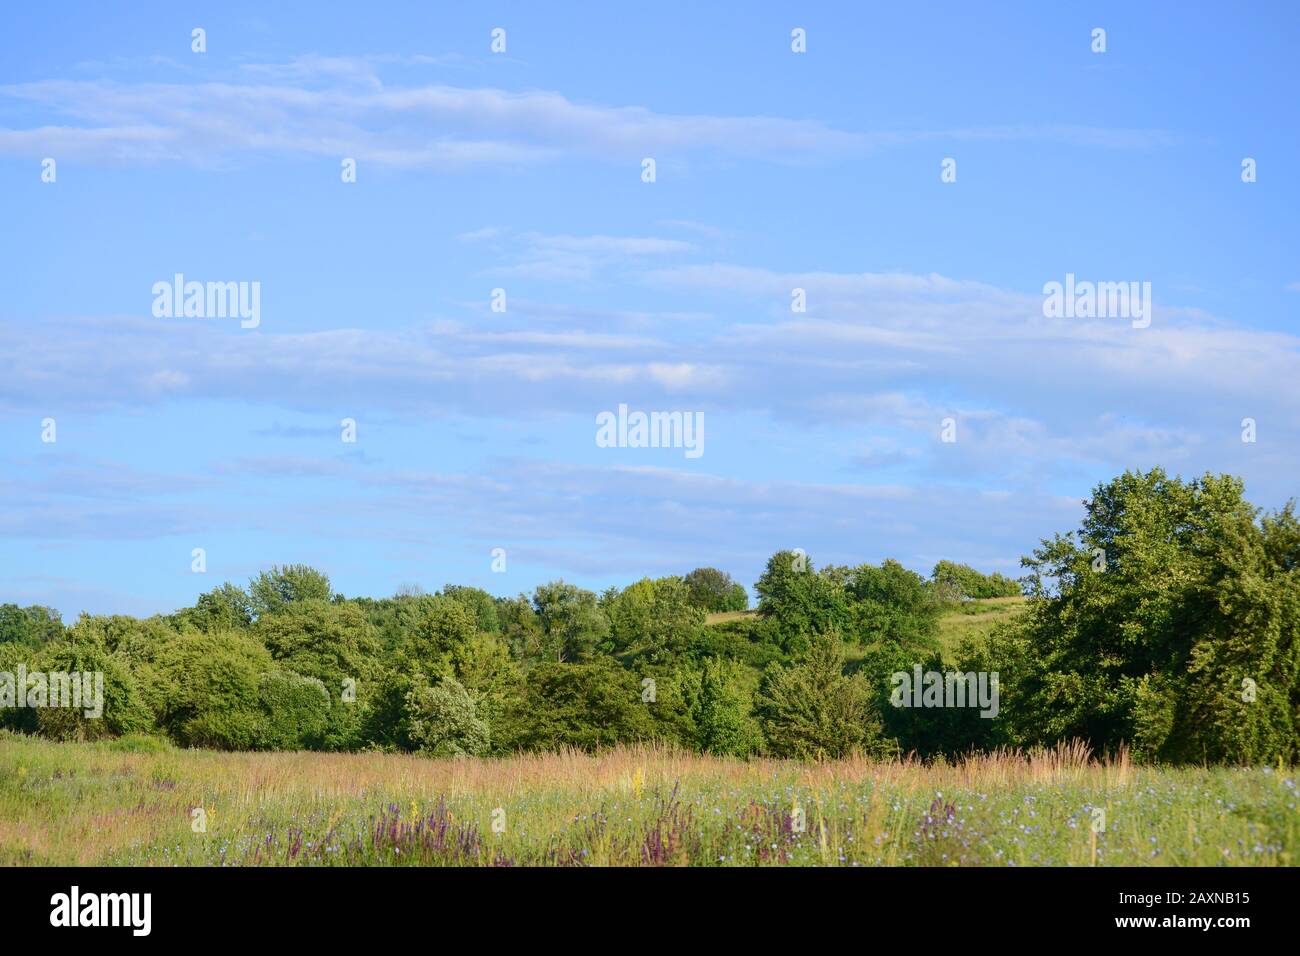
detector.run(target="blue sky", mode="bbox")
[2,1,1298,618]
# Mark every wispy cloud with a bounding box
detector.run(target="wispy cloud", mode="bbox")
[5,253,1299,501]
[0,55,1175,171]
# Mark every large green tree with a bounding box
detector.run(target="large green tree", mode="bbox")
[248,564,332,618]
[992,469,1300,764]
[532,581,609,663]
[754,551,851,652]
[683,568,748,612]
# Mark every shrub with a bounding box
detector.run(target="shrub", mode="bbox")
[757,634,893,759]
[254,599,378,749]
[257,669,330,750]
[105,732,174,754]
[683,568,748,612]
[692,658,763,757]
[754,551,851,653]
[151,630,274,750]
[405,678,490,757]
[0,604,64,647]
[249,564,332,618]
[931,561,1022,600]
[500,658,653,751]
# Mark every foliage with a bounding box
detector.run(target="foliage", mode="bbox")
[605,576,705,664]
[149,630,274,750]
[257,670,330,750]
[931,560,1022,601]
[990,469,1300,765]
[683,567,748,612]
[531,581,609,663]
[754,551,851,652]
[499,658,654,752]
[5,475,1295,768]
[691,657,763,757]
[405,677,491,757]
[757,634,892,760]
[442,586,501,634]
[249,564,333,618]
[0,604,64,647]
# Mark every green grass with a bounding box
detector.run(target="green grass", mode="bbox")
[1,731,1293,866]
[935,596,1028,660]
[707,598,1026,660]
[704,610,757,625]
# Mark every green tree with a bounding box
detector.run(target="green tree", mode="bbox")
[684,568,749,612]
[497,594,547,665]
[846,560,943,649]
[443,585,501,634]
[248,564,332,618]
[995,468,1300,764]
[532,581,609,663]
[606,576,705,664]
[0,640,154,740]
[253,599,379,749]
[150,630,275,749]
[693,658,763,756]
[256,670,330,749]
[405,677,491,756]
[754,551,850,652]
[757,634,892,759]
[931,560,1022,600]
[173,583,253,632]
[499,658,653,751]
[0,604,64,647]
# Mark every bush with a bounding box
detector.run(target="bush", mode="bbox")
[692,658,763,757]
[605,576,705,664]
[249,564,332,618]
[499,658,653,751]
[931,561,1022,600]
[405,678,490,757]
[254,599,378,749]
[106,732,174,754]
[757,634,893,759]
[0,641,154,742]
[683,568,748,612]
[257,669,330,750]
[0,604,64,647]
[847,560,943,648]
[754,551,851,652]
[442,586,501,634]
[151,630,274,750]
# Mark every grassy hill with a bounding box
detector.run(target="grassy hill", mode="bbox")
[935,596,1028,660]
[709,597,1028,662]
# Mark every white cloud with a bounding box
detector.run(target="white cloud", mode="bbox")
[0,57,1176,171]
[6,255,1299,505]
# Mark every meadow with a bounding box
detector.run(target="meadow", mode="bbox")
[934,596,1027,658]
[1,730,1293,867]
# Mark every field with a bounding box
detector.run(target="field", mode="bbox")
[935,596,1028,658]
[1,731,1293,867]
[707,597,1028,659]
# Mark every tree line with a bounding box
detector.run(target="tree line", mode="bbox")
[2,468,1296,764]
